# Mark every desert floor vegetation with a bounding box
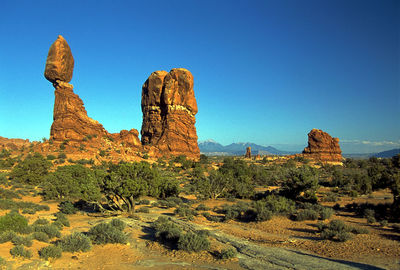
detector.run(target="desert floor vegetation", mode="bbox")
[0,151,398,269]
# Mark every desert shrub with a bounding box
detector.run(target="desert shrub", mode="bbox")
[350,226,369,234]
[319,220,352,242]
[32,224,61,239]
[59,201,77,214]
[137,207,150,213]
[0,231,16,243]
[364,209,376,224]
[174,206,197,220]
[58,232,92,252]
[203,212,222,222]
[57,153,66,159]
[54,212,70,227]
[47,155,56,160]
[42,165,102,203]
[152,216,182,245]
[11,235,32,247]
[195,204,210,211]
[33,218,49,226]
[219,247,237,259]
[261,195,296,215]
[32,232,50,243]
[138,199,150,205]
[380,220,388,227]
[320,207,334,220]
[88,222,127,244]
[9,153,51,185]
[0,257,6,266]
[280,166,319,202]
[295,209,319,221]
[0,211,29,233]
[10,245,32,258]
[0,188,21,199]
[177,232,210,252]
[321,192,338,202]
[39,245,62,260]
[0,199,49,214]
[110,219,126,231]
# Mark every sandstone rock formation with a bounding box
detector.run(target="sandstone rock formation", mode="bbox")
[245,147,251,158]
[141,68,200,159]
[45,36,140,149]
[302,129,342,162]
[44,35,74,84]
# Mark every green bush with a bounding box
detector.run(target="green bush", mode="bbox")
[219,247,237,259]
[0,231,17,243]
[295,209,319,221]
[137,207,150,213]
[46,155,56,161]
[59,201,77,214]
[350,226,369,234]
[33,218,49,226]
[0,188,21,199]
[11,235,33,247]
[110,219,126,231]
[0,211,29,233]
[88,222,127,245]
[280,166,319,202]
[138,199,150,205]
[42,165,102,202]
[32,224,61,239]
[39,245,62,260]
[0,199,50,213]
[174,206,198,220]
[10,245,32,258]
[152,216,182,244]
[9,153,51,185]
[319,220,352,242]
[32,232,50,243]
[177,232,210,252]
[54,212,70,227]
[58,232,92,252]
[195,204,210,211]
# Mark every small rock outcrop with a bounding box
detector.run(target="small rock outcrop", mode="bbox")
[141,68,200,159]
[245,147,251,158]
[302,129,342,162]
[45,35,140,148]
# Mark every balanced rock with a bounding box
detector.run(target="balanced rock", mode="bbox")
[44,35,74,83]
[245,147,251,158]
[302,129,342,162]
[141,68,200,159]
[45,36,140,149]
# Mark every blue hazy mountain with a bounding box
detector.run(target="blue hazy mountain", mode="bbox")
[198,140,296,156]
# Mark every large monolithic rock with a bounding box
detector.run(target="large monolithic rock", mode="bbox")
[44,35,140,148]
[141,68,200,159]
[302,129,342,162]
[245,147,251,158]
[44,35,74,84]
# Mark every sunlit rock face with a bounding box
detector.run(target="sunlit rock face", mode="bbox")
[302,129,342,162]
[141,68,200,159]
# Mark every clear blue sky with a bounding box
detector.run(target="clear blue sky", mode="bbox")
[0,0,399,153]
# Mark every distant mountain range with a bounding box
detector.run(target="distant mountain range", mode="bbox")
[198,139,296,156]
[199,140,400,158]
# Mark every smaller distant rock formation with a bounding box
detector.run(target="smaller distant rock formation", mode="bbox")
[141,68,200,159]
[302,129,342,162]
[245,147,251,158]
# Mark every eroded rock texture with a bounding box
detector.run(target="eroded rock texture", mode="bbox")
[50,81,108,142]
[302,129,342,162]
[141,68,200,159]
[45,35,140,148]
[44,35,74,83]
